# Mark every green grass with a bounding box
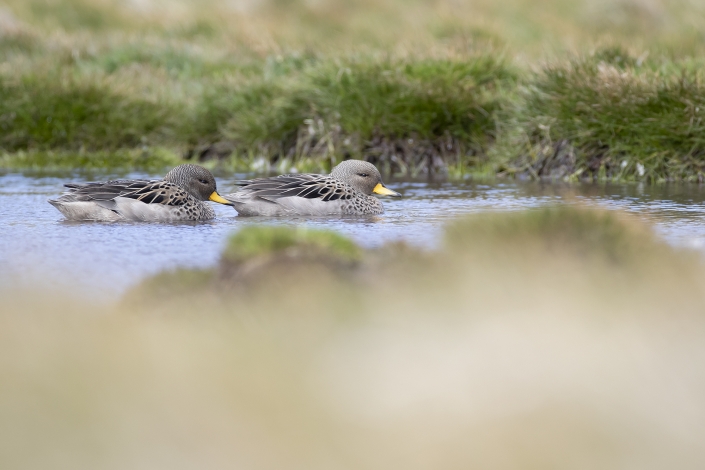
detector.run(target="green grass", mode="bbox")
[221,56,516,167]
[0,73,173,151]
[222,226,362,265]
[497,50,705,181]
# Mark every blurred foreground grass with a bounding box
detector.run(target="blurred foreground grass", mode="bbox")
[2,0,705,179]
[2,207,705,469]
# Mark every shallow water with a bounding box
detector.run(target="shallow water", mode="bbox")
[3,170,705,299]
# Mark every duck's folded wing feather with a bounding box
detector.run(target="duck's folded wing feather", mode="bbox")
[61,180,186,206]
[234,174,351,202]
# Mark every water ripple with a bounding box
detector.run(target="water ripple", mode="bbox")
[3,173,705,299]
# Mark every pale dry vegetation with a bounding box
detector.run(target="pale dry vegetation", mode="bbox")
[3,208,705,469]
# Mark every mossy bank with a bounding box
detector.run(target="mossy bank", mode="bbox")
[3,1,705,180]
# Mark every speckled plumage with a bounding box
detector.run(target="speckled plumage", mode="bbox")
[225,160,401,216]
[48,164,230,222]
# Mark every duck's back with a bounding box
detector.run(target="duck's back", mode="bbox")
[49,179,215,221]
[225,174,383,216]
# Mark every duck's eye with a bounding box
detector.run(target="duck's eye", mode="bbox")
[357,173,369,177]
[198,179,209,184]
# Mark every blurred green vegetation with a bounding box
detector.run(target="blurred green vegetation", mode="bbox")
[222,225,362,265]
[1,0,705,179]
[134,206,687,302]
[445,205,662,264]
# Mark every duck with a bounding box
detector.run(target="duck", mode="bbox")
[224,159,401,216]
[48,164,232,222]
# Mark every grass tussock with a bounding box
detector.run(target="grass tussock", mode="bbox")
[221,57,515,173]
[4,207,705,468]
[222,225,362,265]
[127,226,364,306]
[501,50,705,181]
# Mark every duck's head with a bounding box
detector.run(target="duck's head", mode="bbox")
[164,164,232,205]
[330,160,401,197]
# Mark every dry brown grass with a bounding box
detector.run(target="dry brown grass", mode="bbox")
[6,0,705,56]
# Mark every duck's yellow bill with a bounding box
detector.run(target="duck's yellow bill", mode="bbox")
[373,183,401,197]
[209,191,233,205]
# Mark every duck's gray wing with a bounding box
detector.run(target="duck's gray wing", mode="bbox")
[232,174,353,202]
[59,179,190,206]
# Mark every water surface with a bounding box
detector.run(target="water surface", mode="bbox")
[3,170,705,299]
